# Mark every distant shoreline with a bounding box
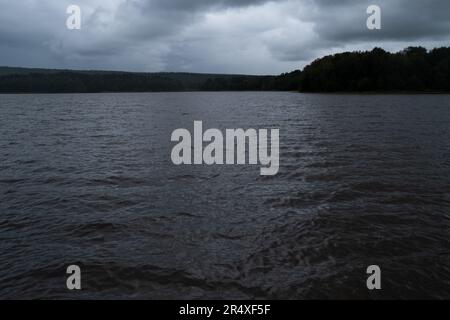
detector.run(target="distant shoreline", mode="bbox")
[0,67,301,94]
[2,46,450,94]
[1,91,450,95]
[299,91,450,95]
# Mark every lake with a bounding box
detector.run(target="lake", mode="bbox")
[0,92,449,299]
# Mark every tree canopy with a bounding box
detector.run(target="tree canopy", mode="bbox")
[299,47,450,92]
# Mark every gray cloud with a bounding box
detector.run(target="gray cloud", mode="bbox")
[304,0,450,42]
[0,0,450,74]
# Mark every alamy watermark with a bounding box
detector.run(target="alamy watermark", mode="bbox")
[366,265,381,290]
[66,5,81,30]
[66,265,81,290]
[171,121,279,176]
[367,5,381,30]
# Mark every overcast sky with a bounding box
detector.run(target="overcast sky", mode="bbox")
[1,0,450,74]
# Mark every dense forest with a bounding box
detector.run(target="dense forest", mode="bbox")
[1,47,450,93]
[300,47,450,92]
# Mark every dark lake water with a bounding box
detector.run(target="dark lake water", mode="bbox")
[0,92,449,299]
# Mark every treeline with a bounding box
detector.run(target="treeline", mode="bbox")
[0,69,301,93]
[200,71,302,91]
[299,47,450,92]
[1,47,450,93]
[0,72,185,93]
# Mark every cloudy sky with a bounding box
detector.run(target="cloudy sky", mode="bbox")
[1,0,450,74]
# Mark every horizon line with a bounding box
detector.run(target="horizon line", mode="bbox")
[0,65,279,77]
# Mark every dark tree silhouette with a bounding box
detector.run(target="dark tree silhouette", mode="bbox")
[299,47,450,92]
[1,47,450,93]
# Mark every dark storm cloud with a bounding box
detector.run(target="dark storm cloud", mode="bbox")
[113,0,270,38]
[144,0,270,10]
[303,0,450,42]
[0,0,450,74]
